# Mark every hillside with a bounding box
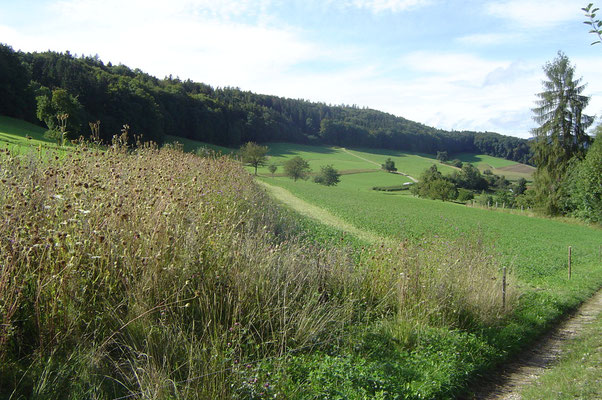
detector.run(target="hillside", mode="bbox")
[1,43,532,163]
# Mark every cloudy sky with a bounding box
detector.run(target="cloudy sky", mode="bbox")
[1,0,601,138]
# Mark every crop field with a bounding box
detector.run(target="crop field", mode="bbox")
[454,152,536,181]
[264,175,601,280]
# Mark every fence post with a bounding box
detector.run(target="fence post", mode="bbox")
[568,246,572,279]
[502,266,507,310]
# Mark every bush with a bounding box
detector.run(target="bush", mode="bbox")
[457,188,474,202]
[313,164,340,186]
[450,159,463,168]
[372,185,410,192]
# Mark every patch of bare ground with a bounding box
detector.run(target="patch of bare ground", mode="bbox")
[466,288,602,400]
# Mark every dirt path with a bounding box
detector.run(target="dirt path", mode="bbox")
[339,147,419,182]
[257,180,389,245]
[469,288,602,399]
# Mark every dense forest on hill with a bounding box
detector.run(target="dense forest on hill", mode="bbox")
[0,44,532,163]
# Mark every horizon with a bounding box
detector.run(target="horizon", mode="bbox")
[1,0,601,139]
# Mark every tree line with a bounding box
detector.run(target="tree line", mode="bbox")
[0,43,532,162]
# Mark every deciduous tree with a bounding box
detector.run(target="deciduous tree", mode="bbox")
[382,158,397,172]
[284,156,311,181]
[239,142,268,175]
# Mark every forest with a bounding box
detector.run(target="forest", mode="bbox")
[0,44,532,163]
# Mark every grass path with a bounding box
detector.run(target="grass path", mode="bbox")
[339,147,419,182]
[472,287,602,399]
[257,180,388,244]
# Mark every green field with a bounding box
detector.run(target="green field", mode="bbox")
[252,143,534,183]
[0,116,79,157]
[0,116,55,151]
[455,153,519,168]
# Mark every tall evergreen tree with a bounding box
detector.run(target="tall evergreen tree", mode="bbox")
[531,52,593,214]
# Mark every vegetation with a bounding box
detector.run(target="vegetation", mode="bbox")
[411,165,457,201]
[283,156,311,181]
[0,43,533,162]
[381,157,397,172]
[372,184,410,192]
[583,3,602,45]
[239,141,268,175]
[531,52,593,215]
[313,164,340,186]
[0,138,525,399]
[267,163,277,176]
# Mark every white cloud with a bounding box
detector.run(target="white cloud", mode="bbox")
[7,0,325,88]
[485,0,583,28]
[339,0,433,13]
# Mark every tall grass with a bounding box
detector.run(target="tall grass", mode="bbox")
[0,142,513,398]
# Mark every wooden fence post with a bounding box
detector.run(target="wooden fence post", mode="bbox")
[568,246,572,279]
[502,266,507,310]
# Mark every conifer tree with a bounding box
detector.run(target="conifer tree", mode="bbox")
[531,52,593,214]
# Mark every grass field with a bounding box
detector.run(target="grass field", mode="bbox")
[0,116,59,153]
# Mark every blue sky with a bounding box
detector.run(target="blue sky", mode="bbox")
[1,0,601,138]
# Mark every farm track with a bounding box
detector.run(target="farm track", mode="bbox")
[257,180,389,245]
[469,287,602,399]
[339,147,419,182]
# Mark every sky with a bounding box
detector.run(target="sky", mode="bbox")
[1,0,601,139]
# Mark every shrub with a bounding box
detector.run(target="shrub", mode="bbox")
[450,159,463,168]
[457,188,474,202]
[313,164,340,186]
